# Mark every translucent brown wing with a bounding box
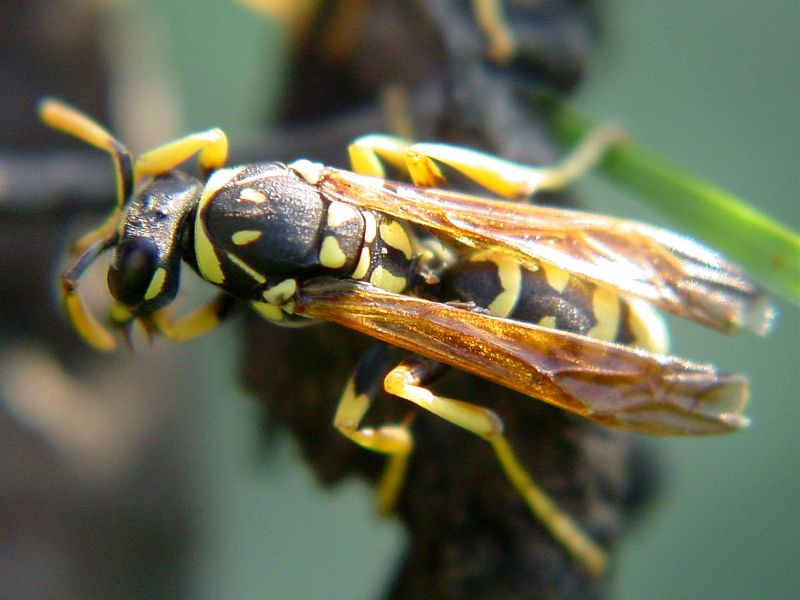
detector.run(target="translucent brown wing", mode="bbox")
[319,168,773,335]
[295,279,749,435]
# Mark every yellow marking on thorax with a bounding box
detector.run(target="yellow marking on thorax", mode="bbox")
[251,301,286,322]
[144,267,167,301]
[319,235,347,268]
[351,247,371,279]
[262,279,297,305]
[232,230,263,245]
[369,265,407,293]
[379,221,413,259]
[282,300,297,315]
[239,187,267,203]
[288,159,324,184]
[541,263,570,293]
[586,286,621,342]
[225,251,266,284]
[484,254,521,318]
[327,201,358,227]
[195,166,245,284]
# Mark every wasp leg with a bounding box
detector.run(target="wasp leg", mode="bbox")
[348,134,418,178]
[39,98,134,257]
[471,0,516,63]
[333,344,421,514]
[135,128,228,179]
[61,239,118,351]
[384,357,608,575]
[146,294,238,343]
[348,126,625,199]
[405,124,625,198]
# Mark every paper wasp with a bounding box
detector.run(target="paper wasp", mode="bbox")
[40,98,772,575]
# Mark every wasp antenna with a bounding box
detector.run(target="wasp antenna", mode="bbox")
[38,97,134,209]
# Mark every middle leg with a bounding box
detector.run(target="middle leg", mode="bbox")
[348,125,625,199]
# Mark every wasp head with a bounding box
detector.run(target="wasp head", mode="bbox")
[107,172,202,318]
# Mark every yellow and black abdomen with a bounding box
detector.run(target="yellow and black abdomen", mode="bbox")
[436,250,668,352]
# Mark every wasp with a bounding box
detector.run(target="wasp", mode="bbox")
[40,98,772,576]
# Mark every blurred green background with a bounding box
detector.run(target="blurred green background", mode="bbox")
[127,1,799,598]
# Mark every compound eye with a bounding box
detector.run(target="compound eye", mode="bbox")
[108,238,161,307]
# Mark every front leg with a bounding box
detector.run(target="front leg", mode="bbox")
[146,294,239,342]
[135,128,228,179]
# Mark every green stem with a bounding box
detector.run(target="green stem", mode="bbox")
[543,100,800,306]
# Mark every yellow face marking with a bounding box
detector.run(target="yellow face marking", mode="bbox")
[379,220,413,259]
[363,212,377,243]
[327,201,358,227]
[369,265,407,293]
[627,299,669,354]
[224,251,266,284]
[195,166,245,284]
[239,187,267,203]
[319,235,347,269]
[143,267,167,301]
[262,278,297,305]
[351,247,371,279]
[251,301,285,322]
[538,315,557,329]
[586,286,621,342]
[541,263,570,293]
[231,229,263,245]
[484,254,521,318]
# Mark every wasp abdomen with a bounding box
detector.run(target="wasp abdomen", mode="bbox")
[348,211,416,294]
[437,251,667,352]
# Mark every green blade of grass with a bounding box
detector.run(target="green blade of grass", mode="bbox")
[544,100,800,305]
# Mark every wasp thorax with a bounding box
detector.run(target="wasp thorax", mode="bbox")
[194,163,366,298]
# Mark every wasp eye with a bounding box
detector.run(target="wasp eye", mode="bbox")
[108,238,160,307]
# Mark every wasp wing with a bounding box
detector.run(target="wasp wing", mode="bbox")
[295,279,749,435]
[320,168,773,335]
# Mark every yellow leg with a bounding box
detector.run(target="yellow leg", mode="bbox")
[333,345,414,514]
[39,98,135,257]
[135,128,229,179]
[348,125,625,199]
[145,294,237,343]
[348,134,417,178]
[40,99,137,351]
[61,240,118,352]
[383,360,608,576]
[39,98,133,208]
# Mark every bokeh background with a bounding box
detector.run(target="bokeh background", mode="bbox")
[1,1,797,599]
